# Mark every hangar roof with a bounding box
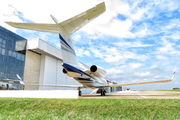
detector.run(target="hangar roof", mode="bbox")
[15,38,63,60]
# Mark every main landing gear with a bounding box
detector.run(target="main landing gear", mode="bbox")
[79,90,82,96]
[101,89,106,96]
[78,87,82,96]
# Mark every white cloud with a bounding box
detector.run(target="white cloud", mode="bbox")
[0,2,22,32]
[114,40,152,48]
[129,63,143,69]
[87,45,149,64]
[157,37,180,55]
[130,8,145,20]
[156,55,167,60]
[134,72,150,77]
[72,34,81,42]
[106,68,124,75]
[105,55,124,63]
[150,65,158,69]
[81,17,133,38]
[164,19,180,30]
[80,0,148,38]
[76,47,91,57]
[88,47,104,59]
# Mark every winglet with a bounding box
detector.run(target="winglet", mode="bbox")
[16,74,24,84]
[171,65,177,80]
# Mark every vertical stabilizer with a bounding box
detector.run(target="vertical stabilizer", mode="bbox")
[59,33,79,64]
[51,15,79,64]
[51,15,78,64]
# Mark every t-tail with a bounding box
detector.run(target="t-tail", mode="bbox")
[50,15,78,65]
[50,2,106,65]
[16,74,24,84]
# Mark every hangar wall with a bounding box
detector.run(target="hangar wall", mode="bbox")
[38,54,80,90]
[23,50,41,90]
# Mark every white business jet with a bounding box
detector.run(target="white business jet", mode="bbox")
[0,74,24,90]
[5,2,176,96]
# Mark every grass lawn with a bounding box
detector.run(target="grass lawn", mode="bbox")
[0,98,180,119]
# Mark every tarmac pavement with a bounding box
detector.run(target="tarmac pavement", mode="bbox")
[79,90,180,99]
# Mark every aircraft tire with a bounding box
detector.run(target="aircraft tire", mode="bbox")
[101,90,105,96]
[103,90,106,96]
[101,90,103,96]
[79,91,82,96]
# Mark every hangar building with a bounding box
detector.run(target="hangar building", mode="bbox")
[0,26,124,93]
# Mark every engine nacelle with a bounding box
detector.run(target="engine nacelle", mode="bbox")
[62,68,71,77]
[62,68,68,74]
[90,65,106,78]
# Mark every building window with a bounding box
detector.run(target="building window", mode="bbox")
[1,48,5,55]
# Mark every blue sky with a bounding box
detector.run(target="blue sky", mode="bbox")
[1,0,180,90]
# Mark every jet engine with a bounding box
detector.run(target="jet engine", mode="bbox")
[62,68,68,74]
[62,68,71,77]
[90,65,106,78]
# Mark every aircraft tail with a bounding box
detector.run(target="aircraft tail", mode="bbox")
[51,2,106,65]
[16,74,24,84]
[5,2,106,65]
[51,15,79,64]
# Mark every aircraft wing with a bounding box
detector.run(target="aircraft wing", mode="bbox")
[98,79,172,88]
[95,66,177,88]
[25,84,83,88]
[5,2,106,34]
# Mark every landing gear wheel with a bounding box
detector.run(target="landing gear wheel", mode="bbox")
[103,90,106,96]
[101,90,103,96]
[101,90,106,96]
[79,91,82,96]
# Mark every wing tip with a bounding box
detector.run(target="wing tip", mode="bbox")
[171,65,177,80]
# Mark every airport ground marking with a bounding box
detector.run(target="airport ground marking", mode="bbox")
[135,92,147,98]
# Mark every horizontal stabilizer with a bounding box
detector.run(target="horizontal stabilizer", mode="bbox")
[5,2,106,35]
[5,22,59,33]
[58,2,106,34]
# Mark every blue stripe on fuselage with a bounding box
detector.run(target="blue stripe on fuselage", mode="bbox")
[59,34,75,54]
[62,63,93,78]
[75,78,93,82]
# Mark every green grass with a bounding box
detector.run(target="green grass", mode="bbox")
[0,98,180,119]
